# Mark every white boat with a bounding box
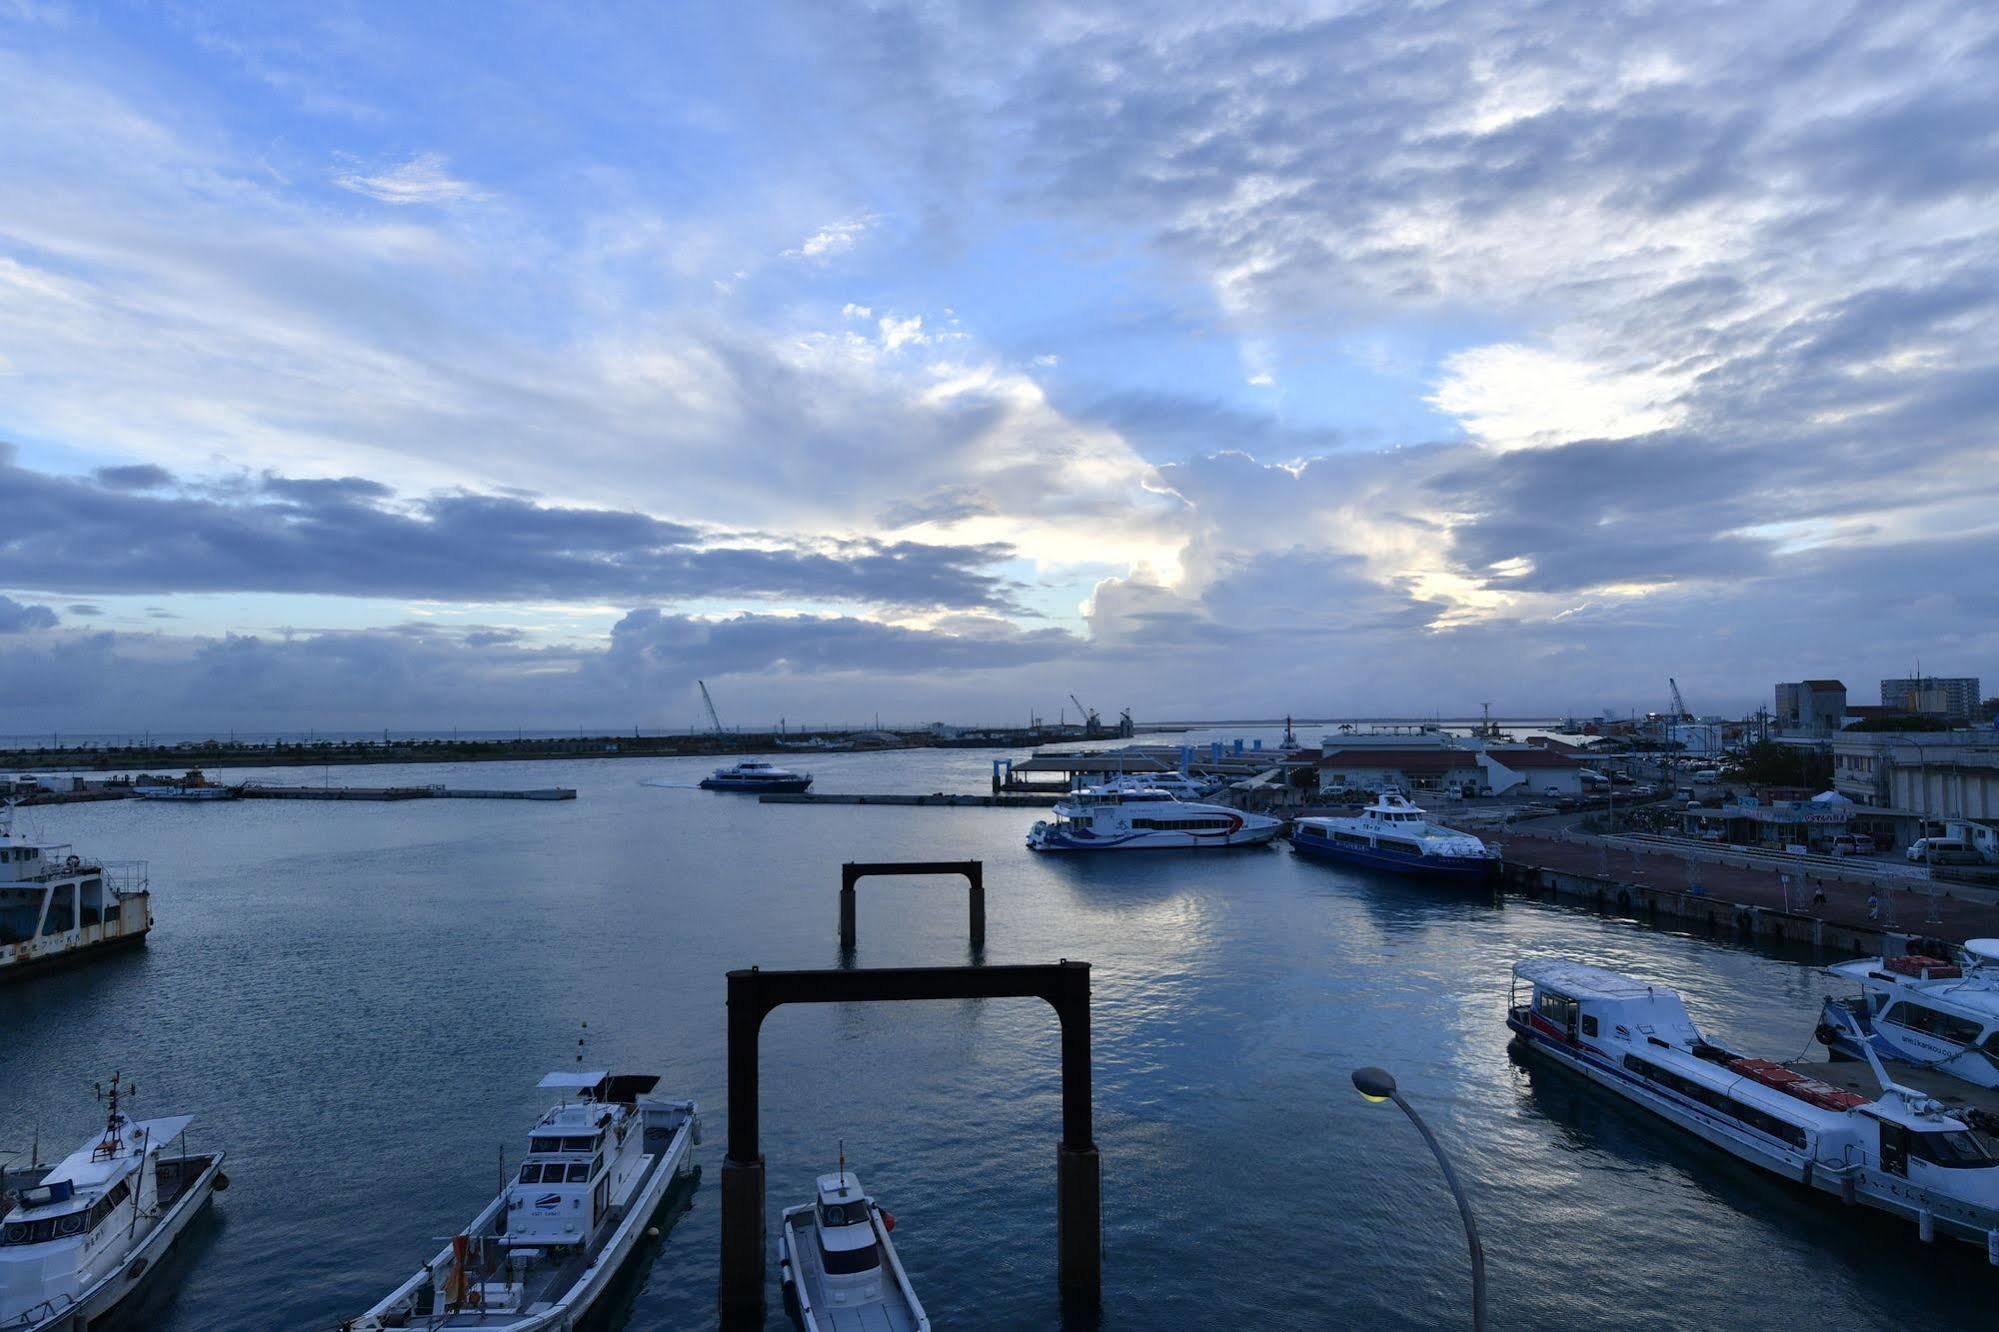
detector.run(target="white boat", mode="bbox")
[1290,791,1497,883]
[699,761,813,793]
[1508,958,1999,1261]
[1026,783,1282,851]
[0,1076,227,1332]
[779,1167,927,1332]
[131,770,237,802]
[1094,773,1219,801]
[1819,939,1999,1089]
[346,1071,697,1331]
[0,805,152,983]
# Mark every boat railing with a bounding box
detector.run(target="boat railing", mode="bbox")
[101,860,150,894]
[2,1293,77,1329]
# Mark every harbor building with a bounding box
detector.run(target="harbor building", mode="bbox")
[1774,680,1847,733]
[1831,732,1999,807]
[1477,747,1586,797]
[1879,675,1982,722]
[1316,748,1487,797]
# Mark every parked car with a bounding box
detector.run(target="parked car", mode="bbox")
[1853,833,1875,854]
[1906,837,1978,864]
[1831,833,1876,856]
[1611,773,1634,785]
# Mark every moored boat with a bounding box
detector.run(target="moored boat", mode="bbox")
[700,761,813,794]
[132,770,237,802]
[0,1075,227,1332]
[1509,957,1999,1261]
[779,1165,927,1332]
[1026,783,1282,852]
[1290,791,1496,882]
[1818,938,1999,1089]
[344,1071,697,1331]
[0,805,152,983]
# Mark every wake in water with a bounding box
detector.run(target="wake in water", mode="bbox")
[638,778,704,789]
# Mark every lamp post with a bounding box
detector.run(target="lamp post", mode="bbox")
[1351,1067,1486,1331]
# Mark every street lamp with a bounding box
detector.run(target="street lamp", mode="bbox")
[1350,1067,1487,1331]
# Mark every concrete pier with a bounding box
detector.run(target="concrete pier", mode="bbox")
[761,792,1060,807]
[237,784,576,801]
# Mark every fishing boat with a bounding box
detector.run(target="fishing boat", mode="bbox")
[699,761,813,794]
[1817,939,1999,1089]
[1026,783,1282,851]
[0,805,151,983]
[1508,958,1999,1261]
[131,770,237,802]
[345,1071,697,1331]
[1290,791,1496,881]
[0,1075,227,1332]
[779,1162,927,1332]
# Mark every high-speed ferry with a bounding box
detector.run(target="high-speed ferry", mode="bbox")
[0,1076,227,1332]
[1290,791,1496,882]
[1819,939,1999,1089]
[1026,784,1283,852]
[699,761,812,794]
[1509,958,1999,1261]
[346,1071,697,1331]
[778,1167,927,1331]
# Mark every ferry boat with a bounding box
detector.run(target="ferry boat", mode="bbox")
[1096,772,1220,801]
[1026,784,1282,852]
[699,761,813,794]
[132,770,237,802]
[1818,939,1999,1089]
[0,1075,227,1332]
[779,1165,927,1332]
[1290,791,1496,882]
[1508,958,1999,1261]
[346,1071,697,1331]
[0,806,151,983]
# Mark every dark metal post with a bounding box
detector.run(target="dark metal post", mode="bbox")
[719,971,767,1325]
[839,863,859,950]
[968,862,986,951]
[1054,960,1100,1302]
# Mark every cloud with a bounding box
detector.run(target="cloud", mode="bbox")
[331,152,488,206]
[784,216,878,261]
[92,463,175,491]
[0,595,58,633]
[65,603,103,617]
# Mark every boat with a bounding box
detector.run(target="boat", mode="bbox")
[779,1162,927,1332]
[1817,939,1999,1089]
[1289,791,1497,881]
[345,1071,698,1331]
[1026,783,1282,851]
[699,761,813,794]
[0,804,152,983]
[1508,958,1999,1261]
[1279,715,1302,753]
[132,770,237,802]
[1095,772,1220,801]
[0,1075,227,1332]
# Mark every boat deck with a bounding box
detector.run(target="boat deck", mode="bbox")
[783,1213,921,1332]
[1789,1060,1999,1130]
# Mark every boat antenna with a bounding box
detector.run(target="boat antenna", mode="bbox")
[838,1136,845,1187]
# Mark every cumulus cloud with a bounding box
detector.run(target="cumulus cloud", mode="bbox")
[0,595,58,633]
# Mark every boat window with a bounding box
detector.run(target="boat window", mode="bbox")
[1621,1055,1808,1149]
[561,1136,596,1152]
[519,1163,544,1183]
[531,1136,563,1153]
[1883,1002,1984,1046]
[818,1236,881,1274]
[566,1163,590,1182]
[1908,1129,1999,1169]
[1581,1014,1599,1038]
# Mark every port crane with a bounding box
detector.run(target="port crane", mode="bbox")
[697,680,725,735]
[1069,693,1102,734]
[1667,677,1692,722]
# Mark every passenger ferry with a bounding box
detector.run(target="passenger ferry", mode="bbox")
[1095,772,1219,801]
[1026,784,1282,852]
[132,770,237,802]
[0,805,151,983]
[1290,792,1496,882]
[0,1075,227,1332]
[1818,939,1999,1089]
[346,1071,697,1331]
[1509,958,1999,1261]
[779,1165,927,1332]
[699,761,813,794]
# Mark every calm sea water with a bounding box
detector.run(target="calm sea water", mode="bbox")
[2,745,1984,1330]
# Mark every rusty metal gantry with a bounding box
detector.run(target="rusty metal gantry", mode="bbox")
[839,859,984,951]
[718,961,1100,1324]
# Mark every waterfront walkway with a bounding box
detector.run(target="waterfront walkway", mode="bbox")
[1501,832,1999,945]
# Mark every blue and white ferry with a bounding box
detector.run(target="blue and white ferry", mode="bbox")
[1818,939,1999,1090]
[1026,784,1282,852]
[1290,791,1496,882]
[699,761,812,794]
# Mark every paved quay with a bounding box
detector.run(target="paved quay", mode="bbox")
[1500,831,1999,947]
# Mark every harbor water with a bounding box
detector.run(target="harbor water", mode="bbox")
[1,745,1987,1329]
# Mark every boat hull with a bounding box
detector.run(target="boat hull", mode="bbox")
[700,778,812,794]
[0,926,149,986]
[1290,831,1494,882]
[12,1153,225,1332]
[1026,824,1281,852]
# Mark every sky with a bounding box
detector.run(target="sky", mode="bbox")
[2,1,1996,733]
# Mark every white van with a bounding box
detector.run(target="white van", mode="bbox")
[1907,837,1978,865]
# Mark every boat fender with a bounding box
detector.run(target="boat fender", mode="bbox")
[647,1226,660,1239]
[1919,1209,1934,1243]
[213,1170,230,1191]
[1801,1161,1814,1192]
[1841,1173,1857,1206]
[125,1256,148,1282]
[1814,1023,1842,1050]
[881,1209,895,1232]
[1988,1230,1998,1267]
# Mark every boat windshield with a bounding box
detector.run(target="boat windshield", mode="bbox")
[1910,1129,1999,1168]
[817,1199,870,1228]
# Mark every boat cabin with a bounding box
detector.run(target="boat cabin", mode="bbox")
[501,1072,658,1250]
[812,1171,881,1277]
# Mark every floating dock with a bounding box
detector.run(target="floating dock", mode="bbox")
[237,784,576,802]
[760,792,1060,807]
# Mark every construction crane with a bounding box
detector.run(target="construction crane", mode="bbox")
[1668,678,1691,722]
[1069,693,1101,734]
[697,680,725,735]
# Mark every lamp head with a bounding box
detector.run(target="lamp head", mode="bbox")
[1351,1066,1397,1103]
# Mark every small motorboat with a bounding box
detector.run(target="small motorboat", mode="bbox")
[779,1162,926,1331]
[699,761,813,794]
[0,1075,227,1332]
[345,1071,697,1331]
